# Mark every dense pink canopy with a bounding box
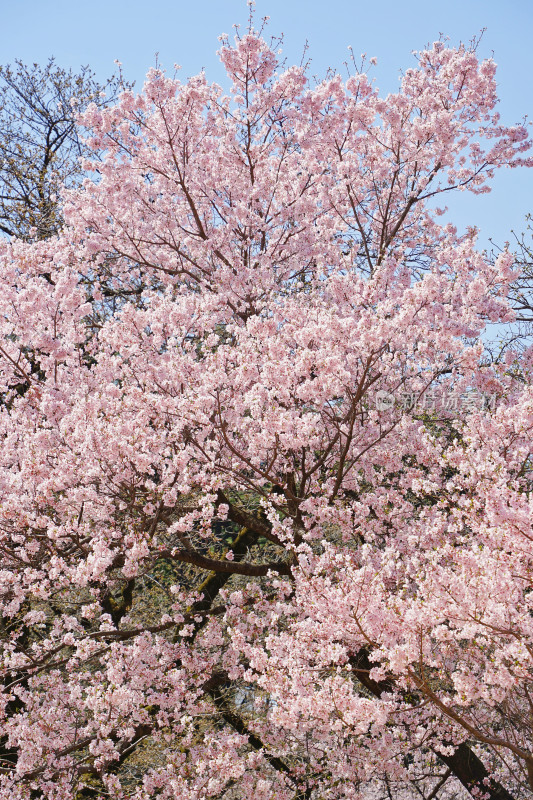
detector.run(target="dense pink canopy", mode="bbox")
[0,27,532,800]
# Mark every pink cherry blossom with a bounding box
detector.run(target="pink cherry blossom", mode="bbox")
[0,23,531,800]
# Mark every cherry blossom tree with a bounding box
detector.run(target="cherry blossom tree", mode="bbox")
[0,22,532,800]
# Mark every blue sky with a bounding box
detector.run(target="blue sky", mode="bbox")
[3,0,532,248]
